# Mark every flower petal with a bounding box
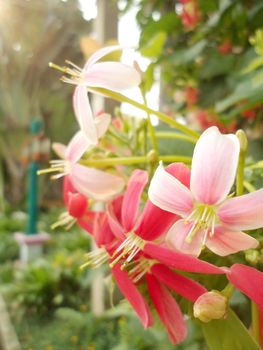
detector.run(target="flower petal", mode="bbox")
[190,126,240,205]
[151,264,207,302]
[165,162,191,188]
[95,113,111,138]
[52,142,66,159]
[111,264,153,328]
[92,212,116,247]
[143,242,225,274]
[85,62,141,91]
[107,196,125,239]
[166,219,205,257]
[135,200,178,241]
[146,274,187,345]
[218,189,263,231]
[65,130,91,163]
[84,45,122,70]
[73,86,97,145]
[63,176,76,205]
[70,164,124,201]
[227,264,263,308]
[206,227,259,256]
[148,165,194,217]
[121,170,148,232]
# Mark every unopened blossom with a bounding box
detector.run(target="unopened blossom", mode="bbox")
[193,291,228,322]
[149,126,261,257]
[58,46,141,145]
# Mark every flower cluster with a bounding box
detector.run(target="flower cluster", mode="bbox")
[45,46,263,346]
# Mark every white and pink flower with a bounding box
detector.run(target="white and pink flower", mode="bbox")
[149,126,261,257]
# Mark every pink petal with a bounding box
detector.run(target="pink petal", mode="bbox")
[165,162,191,188]
[85,62,141,91]
[84,45,122,70]
[63,176,78,207]
[135,200,178,240]
[190,126,240,205]
[52,142,66,159]
[143,242,225,274]
[73,86,97,145]
[70,163,124,201]
[78,212,96,235]
[151,264,207,302]
[95,113,111,138]
[166,219,206,257]
[227,264,263,308]
[107,196,125,239]
[148,165,194,217]
[146,274,187,345]
[218,189,263,231]
[121,170,148,232]
[65,130,91,163]
[92,212,116,247]
[206,226,259,256]
[111,264,153,328]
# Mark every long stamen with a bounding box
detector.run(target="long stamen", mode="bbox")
[80,248,109,269]
[51,211,77,230]
[109,232,145,269]
[128,257,156,283]
[185,204,218,243]
[37,159,70,180]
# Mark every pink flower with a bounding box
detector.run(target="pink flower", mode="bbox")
[51,130,124,201]
[149,126,261,257]
[62,46,141,145]
[106,165,185,267]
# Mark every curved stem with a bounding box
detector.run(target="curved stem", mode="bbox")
[90,87,200,140]
[142,93,159,154]
[235,130,247,196]
[252,302,260,345]
[79,155,192,168]
[155,131,196,144]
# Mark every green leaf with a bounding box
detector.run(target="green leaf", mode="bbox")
[242,56,263,74]
[140,13,180,45]
[140,31,167,59]
[216,71,263,112]
[141,63,154,93]
[200,51,236,79]
[202,308,260,350]
[171,40,207,65]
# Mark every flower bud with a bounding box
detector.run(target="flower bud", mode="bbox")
[193,291,228,323]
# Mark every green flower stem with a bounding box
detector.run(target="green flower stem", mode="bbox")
[141,93,159,154]
[79,155,192,168]
[235,130,248,196]
[236,131,247,195]
[221,283,234,299]
[154,131,196,144]
[160,155,192,163]
[252,302,261,345]
[90,87,200,140]
[235,131,260,345]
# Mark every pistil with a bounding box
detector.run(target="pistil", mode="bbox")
[184,204,218,243]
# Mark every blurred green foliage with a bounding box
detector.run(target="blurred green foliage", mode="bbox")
[120,0,263,136]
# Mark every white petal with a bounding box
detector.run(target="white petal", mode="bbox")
[148,165,194,217]
[190,126,240,205]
